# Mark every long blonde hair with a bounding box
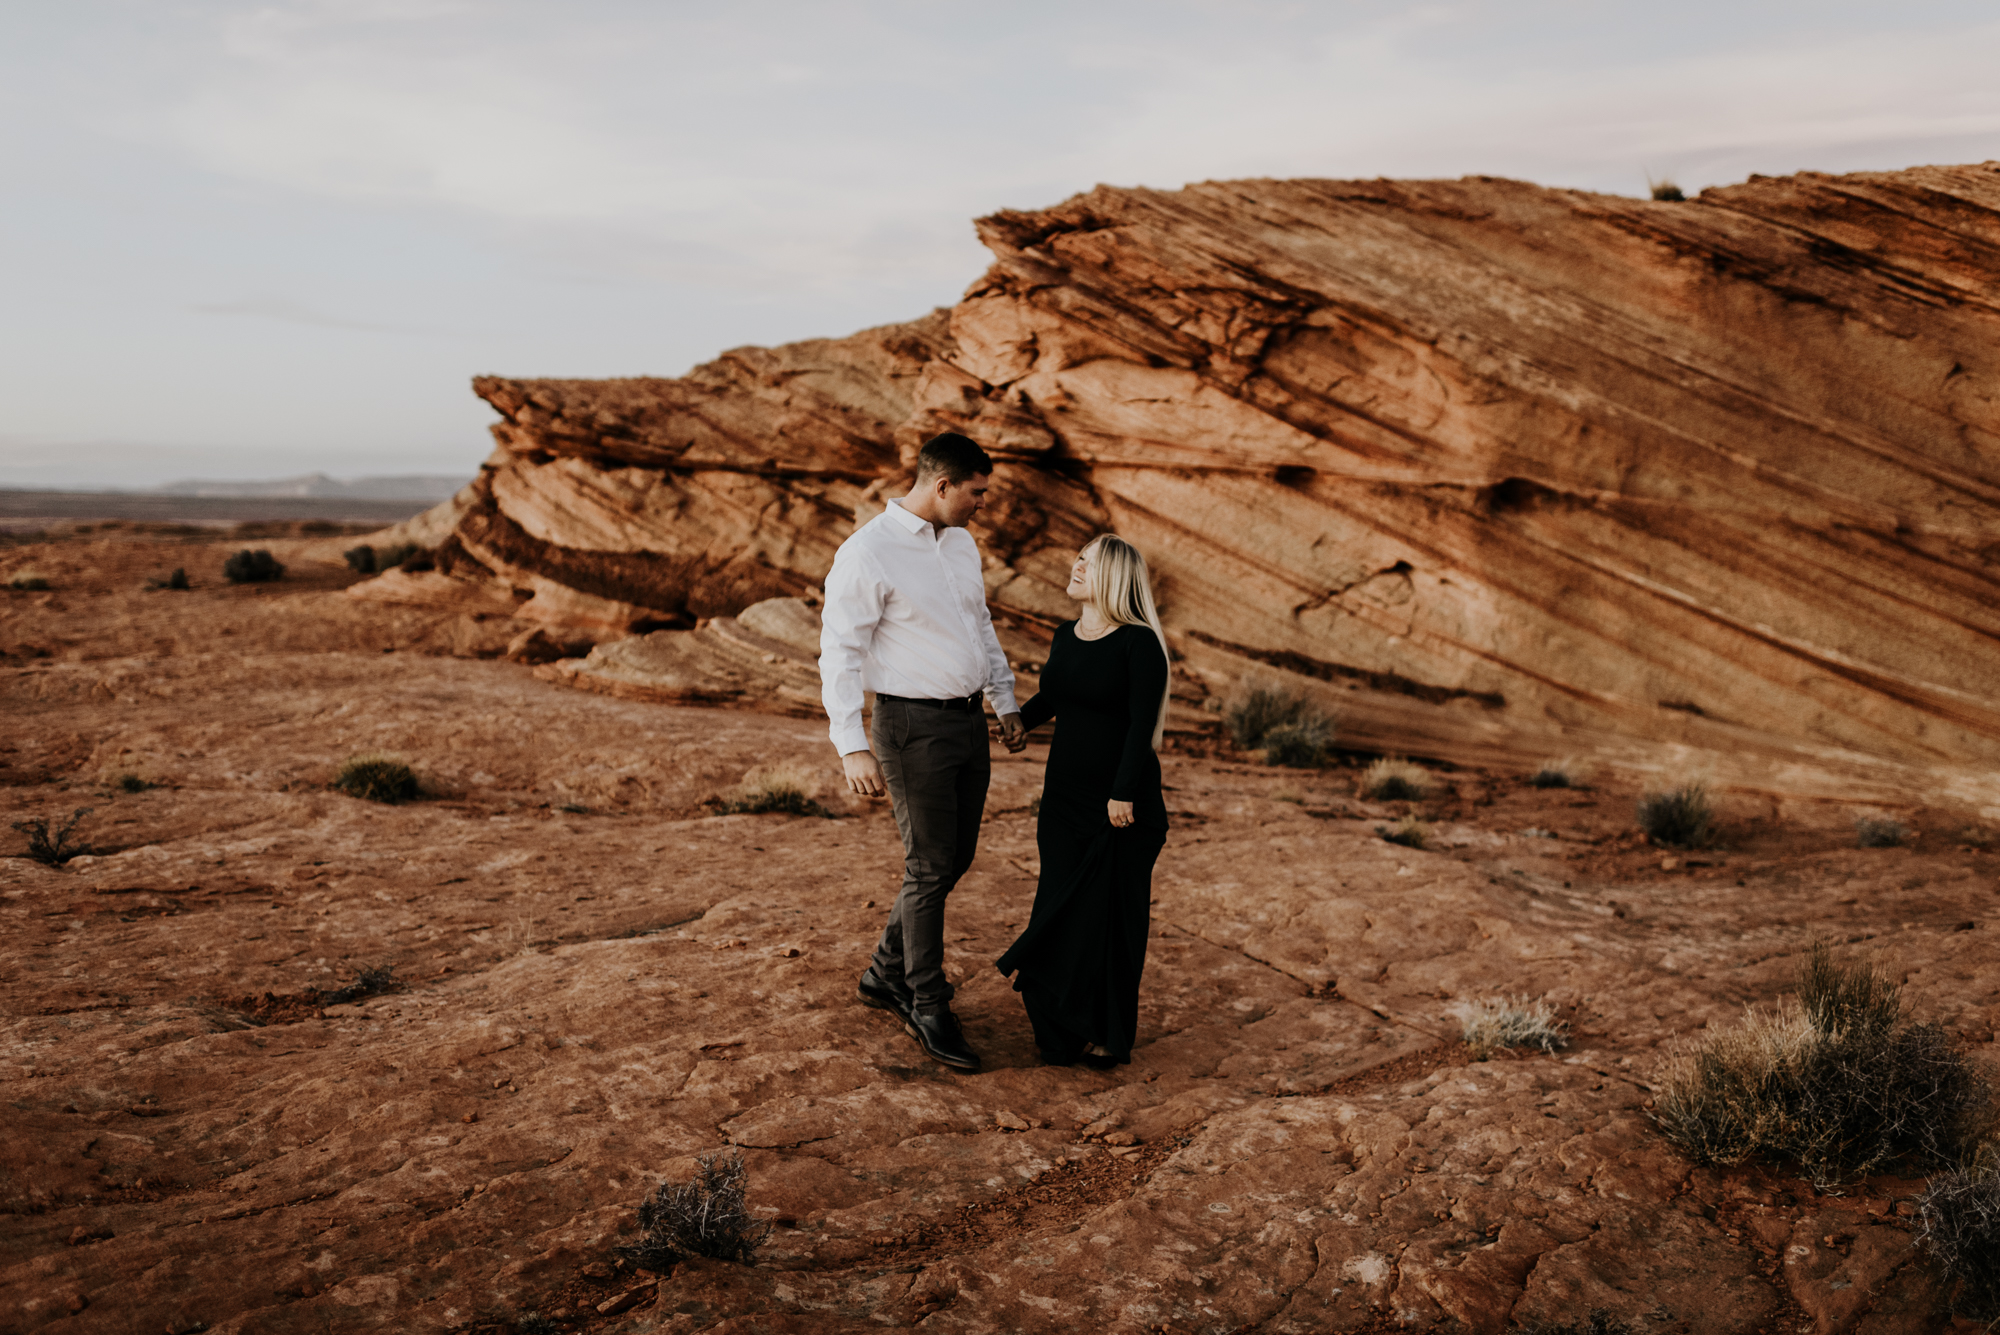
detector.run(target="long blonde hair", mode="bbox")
[1083,534,1171,749]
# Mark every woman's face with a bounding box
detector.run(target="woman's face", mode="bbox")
[1065,547,1093,602]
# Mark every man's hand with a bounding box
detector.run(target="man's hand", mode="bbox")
[996,712,1028,754]
[843,750,887,797]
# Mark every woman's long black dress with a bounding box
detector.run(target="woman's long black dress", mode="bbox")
[996,622,1169,1065]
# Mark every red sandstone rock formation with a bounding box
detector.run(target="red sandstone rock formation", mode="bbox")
[354,163,2000,810]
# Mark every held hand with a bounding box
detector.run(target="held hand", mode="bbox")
[997,711,1028,754]
[842,750,887,798]
[1107,799,1135,828]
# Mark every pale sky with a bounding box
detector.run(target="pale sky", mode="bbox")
[4,0,1998,487]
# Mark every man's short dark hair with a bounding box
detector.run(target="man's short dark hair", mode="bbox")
[914,432,994,484]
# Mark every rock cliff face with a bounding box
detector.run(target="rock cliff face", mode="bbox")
[357,163,2000,809]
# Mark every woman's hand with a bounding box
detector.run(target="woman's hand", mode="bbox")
[1107,799,1134,828]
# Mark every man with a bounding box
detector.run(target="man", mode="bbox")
[819,432,1027,1071]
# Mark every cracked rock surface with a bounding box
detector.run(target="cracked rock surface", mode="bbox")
[4,530,1999,1333]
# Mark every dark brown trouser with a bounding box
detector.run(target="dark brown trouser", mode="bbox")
[869,698,991,1014]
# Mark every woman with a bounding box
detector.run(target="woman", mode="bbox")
[996,534,1171,1068]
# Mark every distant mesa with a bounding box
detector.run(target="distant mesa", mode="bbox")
[353,162,2000,812]
[149,473,472,502]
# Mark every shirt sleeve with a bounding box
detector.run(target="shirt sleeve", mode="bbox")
[975,583,1020,718]
[818,543,884,756]
[1110,630,1169,802]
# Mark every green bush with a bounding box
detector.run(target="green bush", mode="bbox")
[1652,945,1992,1188]
[334,755,419,804]
[1650,181,1686,201]
[8,575,51,591]
[116,774,154,793]
[145,567,190,591]
[1637,783,1716,848]
[223,549,285,584]
[1530,763,1574,789]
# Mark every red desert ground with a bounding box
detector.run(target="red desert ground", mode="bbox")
[6,162,2000,1334]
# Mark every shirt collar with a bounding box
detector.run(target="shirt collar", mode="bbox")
[883,498,931,536]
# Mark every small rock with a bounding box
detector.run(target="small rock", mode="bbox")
[64,1292,87,1313]
[1081,1116,1122,1139]
[994,1109,1031,1131]
[462,1113,478,1124]
[581,1261,613,1280]
[1110,1145,1144,1159]
[597,1284,654,1316]
[1104,1131,1139,1147]
[1661,856,1679,870]
[775,946,801,957]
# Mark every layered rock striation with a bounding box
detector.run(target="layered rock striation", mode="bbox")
[356,163,2000,808]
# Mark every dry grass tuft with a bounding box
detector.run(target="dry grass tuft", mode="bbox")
[1530,758,1582,789]
[723,761,834,817]
[1918,1155,2000,1322]
[617,1151,771,1271]
[1376,815,1429,850]
[334,755,419,804]
[1361,755,1432,801]
[1461,996,1568,1057]
[1636,782,1716,849]
[1652,945,1993,1188]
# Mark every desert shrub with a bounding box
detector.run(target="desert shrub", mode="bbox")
[1261,718,1332,768]
[616,1150,770,1271]
[1377,816,1428,849]
[1224,679,1332,756]
[1361,755,1432,801]
[11,807,96,866]
[8,575,51,591]
[334,755,419,804]
[223,549,285,584]
[1636,783,1716,849]
[515,1315,558,1335]
[1652,945,1992,1188]
[723,762,833,817]
[1462,996,1568,1057]
[1856,817,1907,849]
[144,567,191,591]
[1650,181,1686,201]
[116,774,154,793]
[1530,761,1575,789]
[344,543,420,575]
[1918,1159,2000,1322]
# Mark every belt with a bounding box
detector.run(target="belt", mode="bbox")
[877,692,983,712]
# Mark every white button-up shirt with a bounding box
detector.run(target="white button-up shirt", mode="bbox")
[819,498,1018,756]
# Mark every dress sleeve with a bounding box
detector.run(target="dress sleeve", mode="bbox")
[1016,624,1066,731]
[1109,630,1168,802]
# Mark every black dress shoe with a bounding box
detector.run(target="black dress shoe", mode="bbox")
[856,967,913,1021]
[904,1007,981,1071]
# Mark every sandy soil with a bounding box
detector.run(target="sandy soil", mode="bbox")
[3,526,1997,1334]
